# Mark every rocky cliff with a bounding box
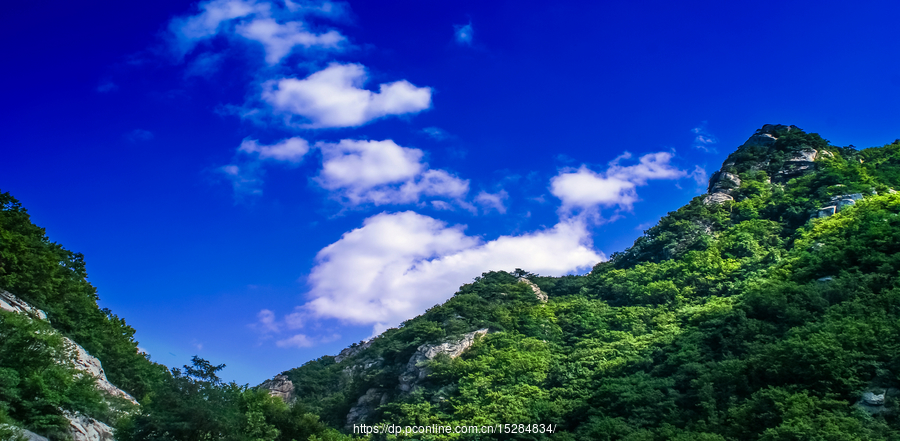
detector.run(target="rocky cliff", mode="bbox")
[0,290,132,440]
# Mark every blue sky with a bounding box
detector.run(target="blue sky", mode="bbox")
[2,0,899,385]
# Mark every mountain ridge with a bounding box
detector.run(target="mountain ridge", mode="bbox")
[260,124,900,440]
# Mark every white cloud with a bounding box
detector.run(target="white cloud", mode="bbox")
[169,0,347,63]
[475,190,508,214]
[315,139,469,206]
[317,139,424,190]
[454,22,473,46]
[262,63,432,128]
[256,309,279,333]
[692,122,718,152]
[169,0,263,56]
[304,211,602,333]
[240,137,311,163]
[276,334,314,348]
[551,151,686,212]
[236,18,345,64]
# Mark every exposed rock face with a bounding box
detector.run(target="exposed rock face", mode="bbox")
[813,193,863,219]
[259,374,296,404]
[398,328,490,393]
[703,171,741,205]
[855,389,896,415]
[69,341,139,406]
[345,388,389,428]
[1,290,137,441]
[2,290,137,406]
[863,392,885,406]
[775,148,818,181]
[707,171,741,194]
[702,192,734,205]
[0,290,48,320]
[65,412,115,441]
[518,277,547,303]
[334,340,372,363]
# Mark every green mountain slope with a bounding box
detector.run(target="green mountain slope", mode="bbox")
[274,125,900,440]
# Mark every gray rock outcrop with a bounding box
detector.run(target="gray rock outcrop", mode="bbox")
[398,328,490,393]
[702,192,734,205]
[0,290,48,320]
[855,389,895,415]
[813,193,863,219]
[69,341,139,406]
[259,374,296,404]
[518,277,547,303]
[65,412,115,441]
[1,290,137,440]
[345,388,389,427]
[334,340,372,363]
[1,291,137,406]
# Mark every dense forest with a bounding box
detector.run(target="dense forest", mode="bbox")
[2,124,900,440]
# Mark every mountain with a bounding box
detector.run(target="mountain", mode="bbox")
[2,123,900,440]
[262,124,900,440]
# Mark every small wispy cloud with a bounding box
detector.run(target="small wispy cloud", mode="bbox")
[97,81,118,93]
[126,129,154,143]
[475,190,509,214]
[421,126,450,141]
[454,22,473,46]
[691,122,718,153]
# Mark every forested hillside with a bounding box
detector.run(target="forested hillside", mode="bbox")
[272,125,900,440]
[3,124,900,440]
[0,194,353,440]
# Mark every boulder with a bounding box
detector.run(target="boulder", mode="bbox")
[258,374,296,404]
[64,412,115,441]
[813,193,864,219]
[816,206,837,218]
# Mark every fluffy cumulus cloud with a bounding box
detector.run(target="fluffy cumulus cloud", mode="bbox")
[169,0,347,64]
[262,63,432,128]
[315,139,469,205]
[551,152,686,212]
[303,211,603,333]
